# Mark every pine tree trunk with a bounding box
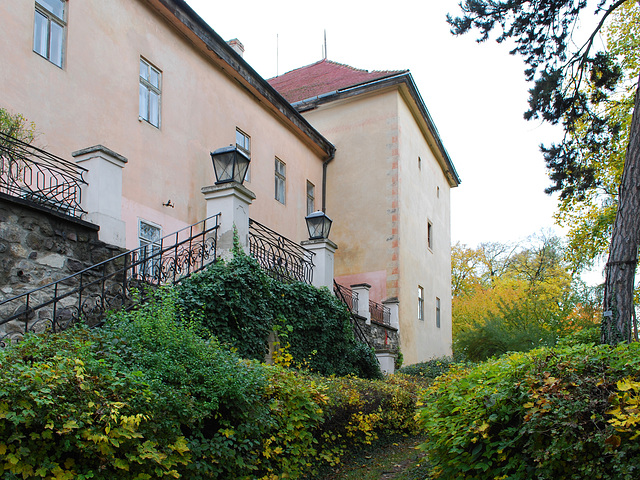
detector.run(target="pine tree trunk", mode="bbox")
[602,72,640,344]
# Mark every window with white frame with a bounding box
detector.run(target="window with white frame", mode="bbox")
[436,297,441,328]
[236,128,251,182]
[307,181,315,215]
[418,286,424,321]
[33,0,65,68]
[138,220,161,279]
[139,58,161,128]
[275,157,286,204]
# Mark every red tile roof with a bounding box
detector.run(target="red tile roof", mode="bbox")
[268,59,407,104]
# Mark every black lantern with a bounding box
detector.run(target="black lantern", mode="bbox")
[210,146,250,185]
[305,211,333,240]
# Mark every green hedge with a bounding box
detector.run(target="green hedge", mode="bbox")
[176,253,381,379]
[419,342,640,479]
[0,290,421,479]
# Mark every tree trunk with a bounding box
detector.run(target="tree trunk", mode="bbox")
[602,71,640,344]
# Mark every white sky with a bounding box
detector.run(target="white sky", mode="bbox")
[185,0,565,249]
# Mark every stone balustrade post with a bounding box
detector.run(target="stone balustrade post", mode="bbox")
[201,182,255,260]
[72,145,127,248]
[383,297,400,329]
[351,283,372,324]
[301,238,337,290]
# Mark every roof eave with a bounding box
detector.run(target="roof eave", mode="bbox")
[293,73,461,187]
[142,0,335,159]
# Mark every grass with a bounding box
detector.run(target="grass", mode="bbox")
[307,435,431,480]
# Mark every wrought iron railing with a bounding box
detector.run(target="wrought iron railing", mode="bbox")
[370,300,391,326]
[333,282,359,314]
[0,132,87,218]
[249,219,314,284]
[0,214,220,347]
[334,280,370,347]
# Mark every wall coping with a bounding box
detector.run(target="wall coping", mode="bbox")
[0,193,100,232]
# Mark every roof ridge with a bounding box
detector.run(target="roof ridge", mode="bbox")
[270,58,406,80]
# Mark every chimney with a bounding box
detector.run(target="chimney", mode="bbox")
[227,38,244,58]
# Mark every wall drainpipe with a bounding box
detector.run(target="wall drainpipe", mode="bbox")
[322,149,335,213]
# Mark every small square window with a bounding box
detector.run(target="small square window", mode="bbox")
[436,297,441,328]
[33,0,66,68]
[307,181,315,215]
[275,158,286,204]
[139,58,161,128]
[236,128,251,182]
[418,286,424,321]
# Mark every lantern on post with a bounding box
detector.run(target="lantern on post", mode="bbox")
[305,211,333,240]
[210,146,250,185]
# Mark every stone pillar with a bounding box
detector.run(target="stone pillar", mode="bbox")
[301,238,337,290]
[383,297,400,329]
[376,353,396,375]
[72,145,127,248]
[351,283,372,324]
[201,182,255,259]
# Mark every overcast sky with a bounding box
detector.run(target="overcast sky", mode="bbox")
[185,0,568,249]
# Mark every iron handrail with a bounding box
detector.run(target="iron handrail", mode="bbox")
[370,300,391,326]
[334,281,371,347]
[248,218,314,284]
[0,132,87,218]
[0,214,220,346]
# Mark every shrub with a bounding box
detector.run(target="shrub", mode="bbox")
[0,327,189,479]
[419,342,640,480]
[177,253,381,379]
[0,290,411,479]
[396,356,458,381]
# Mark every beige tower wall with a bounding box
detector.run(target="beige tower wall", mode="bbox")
[304,86,453,365]
[396,95,453,363]
[304,89,400,303]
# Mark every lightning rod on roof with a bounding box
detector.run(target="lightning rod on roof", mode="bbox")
[323,29,327,60]
[276,33,279,77]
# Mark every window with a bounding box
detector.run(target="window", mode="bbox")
[33,0,65,68]
[275,157,286,204]
[418,286,424,321]
[139,58,161,128]
[236,128,251,182]
[427,220,433,250]
[436,297,441,328]
[138,220,161,279]
[307,181,315,215]
[418,156,422,171]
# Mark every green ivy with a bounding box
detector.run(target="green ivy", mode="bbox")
[176,252,381,379]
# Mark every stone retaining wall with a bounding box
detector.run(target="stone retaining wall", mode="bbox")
[0,194,122,341]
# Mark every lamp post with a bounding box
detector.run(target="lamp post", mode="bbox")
[305,210,333,240]
[210,146,250,185]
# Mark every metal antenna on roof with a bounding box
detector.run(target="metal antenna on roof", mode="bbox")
[323,29,327,60]
[276,33,279,77]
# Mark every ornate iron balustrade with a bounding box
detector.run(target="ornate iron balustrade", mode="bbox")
[248,219,314,284]
[0,132,87,218]
[334,280,370,347]
[333,282,359,314]
[0,214,220,347]
[370,300,391,326]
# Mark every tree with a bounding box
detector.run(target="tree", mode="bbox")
[0,107,36,149]
[555,3,639,272]
[452,236,599,360]
[448,0,640,344]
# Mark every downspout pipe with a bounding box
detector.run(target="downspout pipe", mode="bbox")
[322,148,335,213]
